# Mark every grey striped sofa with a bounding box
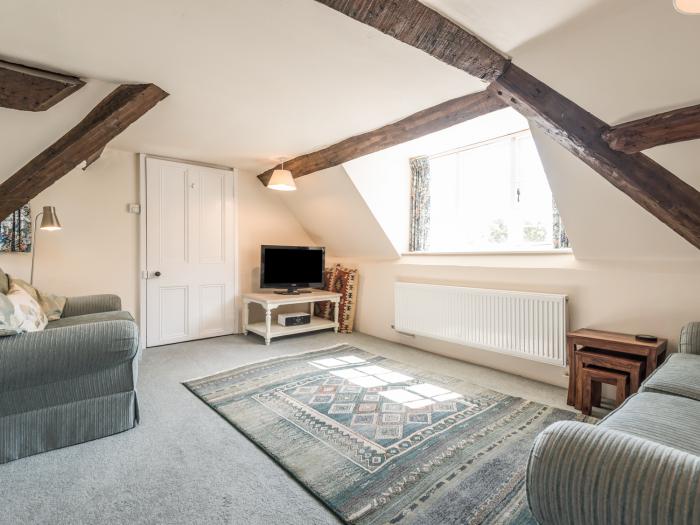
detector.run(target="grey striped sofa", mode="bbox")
[0,269,140,464]
[527,322,700,524]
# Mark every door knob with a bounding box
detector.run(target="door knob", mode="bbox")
[154,271,161,277]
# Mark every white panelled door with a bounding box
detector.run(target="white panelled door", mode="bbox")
[145,157,236,347]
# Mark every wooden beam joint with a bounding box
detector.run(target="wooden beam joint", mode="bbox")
[492,64,700,249]
[602,103,700,153]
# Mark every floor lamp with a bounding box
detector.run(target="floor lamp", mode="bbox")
[30,206,62,285]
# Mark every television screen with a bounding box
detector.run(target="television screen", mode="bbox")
[260,245,325,291]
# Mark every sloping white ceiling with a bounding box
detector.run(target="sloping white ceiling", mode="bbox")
[422,0,604,53]
[532,126,700,260]
[518,0,700,259]
[275,166,398,259]
[282,0,700,260]
[512,0,700,124]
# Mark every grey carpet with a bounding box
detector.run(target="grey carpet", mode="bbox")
[0,331,568,524]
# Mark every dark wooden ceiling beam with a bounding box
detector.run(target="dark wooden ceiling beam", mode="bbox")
[493,64,700,249]
[314,0,509,82]
[602,103,700,153]
[0,60,85,111]
[258,89,507,185]
[315,0,700,250]
[0,83,168,219]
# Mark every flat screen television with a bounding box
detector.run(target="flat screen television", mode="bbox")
[260,245,325,294]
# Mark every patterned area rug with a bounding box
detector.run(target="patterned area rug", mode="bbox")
[184,344,587,524]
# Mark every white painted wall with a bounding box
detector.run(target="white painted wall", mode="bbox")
[1,149,141,314]
[0,149,314,324]
[314,0,700,387]
[340,255,700,387]
[236,167,316,293]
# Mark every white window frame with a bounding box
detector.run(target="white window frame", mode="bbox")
[408,129,568,255]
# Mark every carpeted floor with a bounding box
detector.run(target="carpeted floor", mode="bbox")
[0,331,569,525]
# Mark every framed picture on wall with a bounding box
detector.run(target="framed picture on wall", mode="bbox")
[0,204,32,253]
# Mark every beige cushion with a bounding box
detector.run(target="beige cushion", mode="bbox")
[10,278,66,321]
[6,283,48,332]
[0,293,23,336]
[0,268,8,295]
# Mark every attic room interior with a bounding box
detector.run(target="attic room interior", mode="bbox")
[1,0,699,524]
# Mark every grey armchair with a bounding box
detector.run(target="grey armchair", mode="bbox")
[0,273,140,464]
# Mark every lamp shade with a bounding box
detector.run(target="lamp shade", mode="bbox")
[39,206,62,231]
[267,169,297,191]
[674,0,700,13]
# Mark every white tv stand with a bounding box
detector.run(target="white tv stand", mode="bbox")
[242,290,341,345]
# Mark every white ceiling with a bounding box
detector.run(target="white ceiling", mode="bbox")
[0,0,639,179]
[2,0,699,260]
[421,0,604,53]
[0,0,486,177]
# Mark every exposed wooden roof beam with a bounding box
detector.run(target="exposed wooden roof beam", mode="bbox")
[258,89,507,185]
[0,60,85,111]
[493,64,700,249]
[316,0,700,250]
[0,83,168,219]
[314,0,509,82]
[602,103,700,153]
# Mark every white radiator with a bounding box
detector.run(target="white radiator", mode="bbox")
[394,282,568,366]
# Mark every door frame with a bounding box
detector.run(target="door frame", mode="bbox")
[138,153,240,349]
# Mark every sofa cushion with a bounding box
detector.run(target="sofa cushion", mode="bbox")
[46,310,134,330]
[0,294,22,336]
[6,283,48,332]
[599,392,700,456]
[10,278,66,321]
[640,353,700,401]
[0,269,8,295]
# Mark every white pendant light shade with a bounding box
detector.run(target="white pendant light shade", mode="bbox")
[674,0,700,13]
[267,168,297,191]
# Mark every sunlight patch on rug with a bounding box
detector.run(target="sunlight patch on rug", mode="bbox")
[184,344,589,525]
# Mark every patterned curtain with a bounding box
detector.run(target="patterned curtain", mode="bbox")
[552,198,569,249]
[0,204,32,253]
[409,156,431,252]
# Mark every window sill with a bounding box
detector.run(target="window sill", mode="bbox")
[402,248,573,256]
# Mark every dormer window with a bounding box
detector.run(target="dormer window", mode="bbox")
[409,129,568,253]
